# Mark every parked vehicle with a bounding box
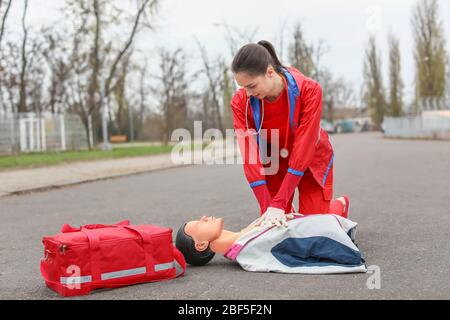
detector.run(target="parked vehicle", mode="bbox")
[320,119,335,134]
[334,119,354,133]
[352,117,372,132]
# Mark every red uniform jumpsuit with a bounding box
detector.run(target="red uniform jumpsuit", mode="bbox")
[231,67,344,216]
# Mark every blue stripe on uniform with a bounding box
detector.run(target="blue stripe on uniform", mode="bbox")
[282,69,300,130]
[322,154,334,186]
[249,180,267,189]
[249,97,261,145]
[287,168,305,177]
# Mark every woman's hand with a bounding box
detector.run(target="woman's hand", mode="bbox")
[258,207,294,228]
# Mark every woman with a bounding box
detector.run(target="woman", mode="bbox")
[230,40,349,227]
[175,205,365,274]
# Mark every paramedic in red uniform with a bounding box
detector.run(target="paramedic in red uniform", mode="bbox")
[230,40,350,228]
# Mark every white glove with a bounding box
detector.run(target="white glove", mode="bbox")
[259,207,294,228]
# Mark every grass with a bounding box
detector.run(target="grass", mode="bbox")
[0,142,205,171]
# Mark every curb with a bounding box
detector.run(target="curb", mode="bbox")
[0,147,238,197]
[1,162,194,197]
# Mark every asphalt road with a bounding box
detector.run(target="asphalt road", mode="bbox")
[1,132,449,299]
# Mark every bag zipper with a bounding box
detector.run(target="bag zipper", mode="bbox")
[50,232,172,253]
[59,244,67,255]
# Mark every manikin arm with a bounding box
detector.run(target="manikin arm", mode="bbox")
[237,217,264,235]
[236,212,293,237]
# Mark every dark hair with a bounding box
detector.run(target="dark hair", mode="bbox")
[175,223,216,266]
[231,40,285,76]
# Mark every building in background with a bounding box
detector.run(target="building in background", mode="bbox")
[383,100,450,140]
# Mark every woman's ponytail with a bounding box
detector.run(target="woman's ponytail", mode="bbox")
[231,40,285,76]
[257,40,284,72]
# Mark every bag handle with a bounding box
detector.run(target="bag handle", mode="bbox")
[79,223,155,282]
[119,225,155,275]
[61,220,130,233]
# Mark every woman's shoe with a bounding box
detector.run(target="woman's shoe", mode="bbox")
[342,195,350,219]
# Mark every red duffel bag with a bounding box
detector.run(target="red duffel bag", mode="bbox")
[40,220,186,297]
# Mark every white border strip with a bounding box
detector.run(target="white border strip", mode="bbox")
[101,266,146,280]
[60,261,178,284]
[60,275,92,285]
[155,261,175,272]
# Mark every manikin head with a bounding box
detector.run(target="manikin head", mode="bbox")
[175,216,224,266]
[232,40,284,100]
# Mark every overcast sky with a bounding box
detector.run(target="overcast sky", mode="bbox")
[5,0,450,104]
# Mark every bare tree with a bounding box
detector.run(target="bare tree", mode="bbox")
[111,51,133,137]
[214,22,261,128]
[288,23,327,79]
[286,22,351,122]
[318,68,355,122]
[86,0,101,130]
[219,58,234,129]
[274,18,289,62]
[63,1,94,147]
[134,59,150,140]
[206,22,261,133]
[152,48,192,144]
[0,0,13,114]
[0,41,21,113]
[412,0,447,110]
[388,33,404,117]
[18,0,29,113]
[195,37,224,133]
[363,36,386,130]
[289,23,314,77]
[217,20,258,60]
[0,0,12,51]
[446,59,450,101]
[42,28,72,114]
[102,0,158,112]
[0,4,54,116]
[26,31,47,114]
[64,0,159,148]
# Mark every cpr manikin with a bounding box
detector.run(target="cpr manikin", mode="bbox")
[176,197,367,274]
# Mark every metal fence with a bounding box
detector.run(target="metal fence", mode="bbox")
[383,112,450,140]
[0,113,93,155]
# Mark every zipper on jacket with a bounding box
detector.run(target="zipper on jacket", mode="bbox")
[59,244,67,255]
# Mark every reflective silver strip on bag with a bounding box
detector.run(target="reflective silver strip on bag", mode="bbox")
[174,260,184,276]
[60,261,178,284]
[101,266,146,280]
[60,275,92,285]
[154,261,175,272]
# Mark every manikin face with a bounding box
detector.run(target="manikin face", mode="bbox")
[234,66,278,99]
[184,216,224,252]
